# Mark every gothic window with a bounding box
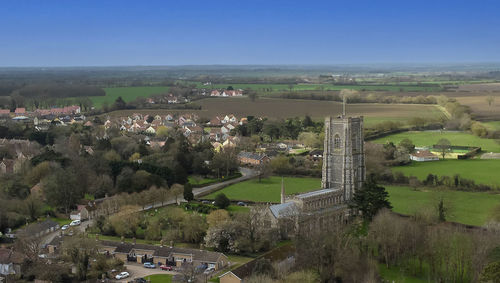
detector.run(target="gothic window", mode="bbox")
[334,134,341,149]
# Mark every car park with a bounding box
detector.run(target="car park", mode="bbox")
[115,272,130,280]
[143,262,156,269]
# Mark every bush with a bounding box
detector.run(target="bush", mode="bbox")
[214,193,230,209]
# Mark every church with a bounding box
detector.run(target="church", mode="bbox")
[268,112,365,236]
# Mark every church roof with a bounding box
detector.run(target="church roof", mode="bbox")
[294,188,336,199]
[269,202,299,218]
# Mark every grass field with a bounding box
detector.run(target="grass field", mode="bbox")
[483,121,500,131]
[393,159,500,186]
[144,274,172,283]
[90,86,169,108]
[204,176,321,203]
[386,185,500,226]
[372,131,500,153]
[454,95,500,120]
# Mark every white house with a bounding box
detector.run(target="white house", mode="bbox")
[410,150,439,162]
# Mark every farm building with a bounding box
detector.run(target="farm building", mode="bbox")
[410,150,439,162]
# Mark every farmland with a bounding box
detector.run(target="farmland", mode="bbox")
[89,86,169,108]
[454,95,500,120]
[106,97,445,127]
[371,130,500,152]
[392,159,500,186]
[195,82,443,92]
[386,185,500,226]
[204,176,321,203]
[483,121,500,131]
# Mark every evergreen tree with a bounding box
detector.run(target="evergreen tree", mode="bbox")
[349,175,392,221]
[183,183,194,202]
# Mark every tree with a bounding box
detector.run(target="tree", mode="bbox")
[257,161,272,182]
[183,183,194,202]
[436,138,451,159]
[170,184,184,204]
[43,168,83,213]
[114,96,127,110]
[486,95,495,107]
[206,209,230,227]
[214,193,230,209]
[349,175,392,221]
[248,92,258,102]
[398,138,415,153]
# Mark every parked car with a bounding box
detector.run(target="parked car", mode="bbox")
[69,220,81,226]
[203,267,215,274]
[143,262,156,269]
[61,225,69,230]
[115,272,130,280]
[160,264,173,271]
[133,278,147,283]
[237,201,246,206]
[201,200,210,204]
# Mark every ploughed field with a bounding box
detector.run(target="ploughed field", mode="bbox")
[107,97,445,127]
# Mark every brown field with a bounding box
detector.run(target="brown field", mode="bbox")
[457,83,500,92]
[454,96,500,120]
[106,97,445,127]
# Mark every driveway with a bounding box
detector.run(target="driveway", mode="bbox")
[115,263,177,282]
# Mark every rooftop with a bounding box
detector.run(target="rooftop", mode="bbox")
[269,202,299,218]
[294,188,336,199]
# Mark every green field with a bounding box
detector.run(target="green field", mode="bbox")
[483,121,500,131]
[379,264,427,283]
[144,274,172,283]
[386,185,500,226]
[204,176,321,203]
[393,159,500,186]
[372,131,500,153]
[195,82,442,92]
[90,86,169,108]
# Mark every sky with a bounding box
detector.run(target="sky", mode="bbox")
[0,0,499,66]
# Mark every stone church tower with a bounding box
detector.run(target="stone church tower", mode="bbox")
[321,114,365,202]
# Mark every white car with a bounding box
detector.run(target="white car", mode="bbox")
[61,225,69,230]
[203,267,215,274]
[115,272,130,280]
[69,220,81,226]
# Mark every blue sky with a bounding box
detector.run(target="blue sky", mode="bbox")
[0,0,499,66]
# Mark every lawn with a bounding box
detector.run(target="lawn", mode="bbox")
[372,131,500,153]
[204,176,321,203]
[144,274,172,283]
[386,185,500,226]
[392,159,500,186]
[90,86,169,108]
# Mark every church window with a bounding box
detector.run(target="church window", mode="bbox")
[334,134,341,149]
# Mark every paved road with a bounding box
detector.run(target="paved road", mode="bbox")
[193,167,257,198]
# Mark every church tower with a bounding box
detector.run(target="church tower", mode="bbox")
[321,111,365,202]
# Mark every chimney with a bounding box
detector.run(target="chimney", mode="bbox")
[133,237,136,245]
[280,176,285,204]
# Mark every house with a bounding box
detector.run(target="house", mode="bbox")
[0,248,25,276]
[211,90,221,96]
[98,240,228,270]
[219,259,257,283]
[14,108,26,115]
[209,117,222,127]
[0,109,10,116]
[237,151,269,165]
[15,219,59,238]
[145,126,156,135]
[70,205,89,221]
[410,150,439,162]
